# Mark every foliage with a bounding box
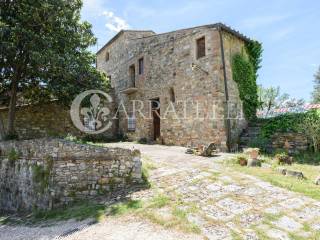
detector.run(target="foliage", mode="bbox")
[259,112,305,138]
[299,109,320,152]
[3,133,19,141]
[138,137,148,144]
[245,40,263,79]
[141,164,152,188]
[148,194,170,208]
[235,154,248,166]
[247,135,271,153]
[258,86,305,117]
[275,152,292,165]
[293,151,320,165]
[32,164,51,193]
[231,40,262,120]
[32,157,53,193]
[109,200,143,215]
[1,0,110,135]
[8,148,19,166]
[312,66,320,103]
[231,54,258,120]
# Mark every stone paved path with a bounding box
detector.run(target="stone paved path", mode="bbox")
[1,143,320,240]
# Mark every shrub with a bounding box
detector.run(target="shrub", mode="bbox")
[299,109,320,152]
[260,113,305,138]
[8,148,19,166]
[247,136,270,153]
[138,137,148,144]
[275,152,293,165]
[236,154,248,166]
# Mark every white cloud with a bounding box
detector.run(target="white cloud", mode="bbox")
[103,10,130,32]
[82,0,105,17]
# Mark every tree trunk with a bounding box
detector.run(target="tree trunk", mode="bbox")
[7,78,18,136]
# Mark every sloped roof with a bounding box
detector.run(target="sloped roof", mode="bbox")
[96,30,155,55]
[96,23,252,55]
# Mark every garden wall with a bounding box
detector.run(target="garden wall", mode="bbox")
[0,100,117,140]
[0,138,142,212]
[271,132,308,154]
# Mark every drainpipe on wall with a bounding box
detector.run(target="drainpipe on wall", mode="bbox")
[218,27,232,152]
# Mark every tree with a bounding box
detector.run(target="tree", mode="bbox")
[300,110,320,152]
[258,86,305,117]
[258,86,280,116]
[312,66,320,103]
[0,0,109,138]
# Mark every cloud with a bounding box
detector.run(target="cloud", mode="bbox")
[102,10,130,32]
[82,0,106,17]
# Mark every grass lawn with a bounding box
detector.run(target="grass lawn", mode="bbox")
[228,153,320,200]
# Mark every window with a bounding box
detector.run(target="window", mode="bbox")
[128,113,136,131]
[129,65,135,87]
[169,87,175,103]
[196,37,206,59]
[105,52,110,62]
[138,57,144,75]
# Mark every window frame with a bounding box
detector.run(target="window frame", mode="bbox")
[138,57,144,75]
[105,52,110,62]
[196,37,206,59]
[127,113,136,132]
[129,65,136,87]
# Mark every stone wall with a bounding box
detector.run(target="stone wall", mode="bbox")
[0,138,141,212]
[271,132,308,154]
[97,26,248,150]
[0,101,117,140]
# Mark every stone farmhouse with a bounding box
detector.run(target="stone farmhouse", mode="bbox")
[96,23,251,151]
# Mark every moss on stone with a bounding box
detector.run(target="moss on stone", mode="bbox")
[8,148,19,166]
[32,156,54,194]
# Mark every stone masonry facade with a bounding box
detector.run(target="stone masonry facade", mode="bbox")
[96,23,249,151]
[0,138,141,212]
[0,100,117,141]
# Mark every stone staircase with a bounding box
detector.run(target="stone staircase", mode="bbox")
[239,123,262,150]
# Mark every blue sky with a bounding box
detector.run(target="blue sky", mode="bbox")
[81,0,320,101]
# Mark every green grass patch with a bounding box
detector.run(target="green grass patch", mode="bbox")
[109,200,143,215]
[148,194,170,208]
[230,163,320,200]
[1,199,144,225]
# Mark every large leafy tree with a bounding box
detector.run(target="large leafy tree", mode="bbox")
[0,0,109,138]
[312,66,320,103]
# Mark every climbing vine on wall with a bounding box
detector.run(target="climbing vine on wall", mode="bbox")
[231,41,262,121]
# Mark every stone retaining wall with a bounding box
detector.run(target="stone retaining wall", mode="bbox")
[271,132,308,154]
[0,100,117,141]
[0,138,141,212]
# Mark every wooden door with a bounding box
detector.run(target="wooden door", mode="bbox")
[152,99,160,140]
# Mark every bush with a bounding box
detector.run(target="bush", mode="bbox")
[299,109,320,152]
[138,137,148,144]
[260,113,305,138]
[293,151,320,165]
[275,152,293,165]
[236,154,248,166]
[248,136,271,153]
